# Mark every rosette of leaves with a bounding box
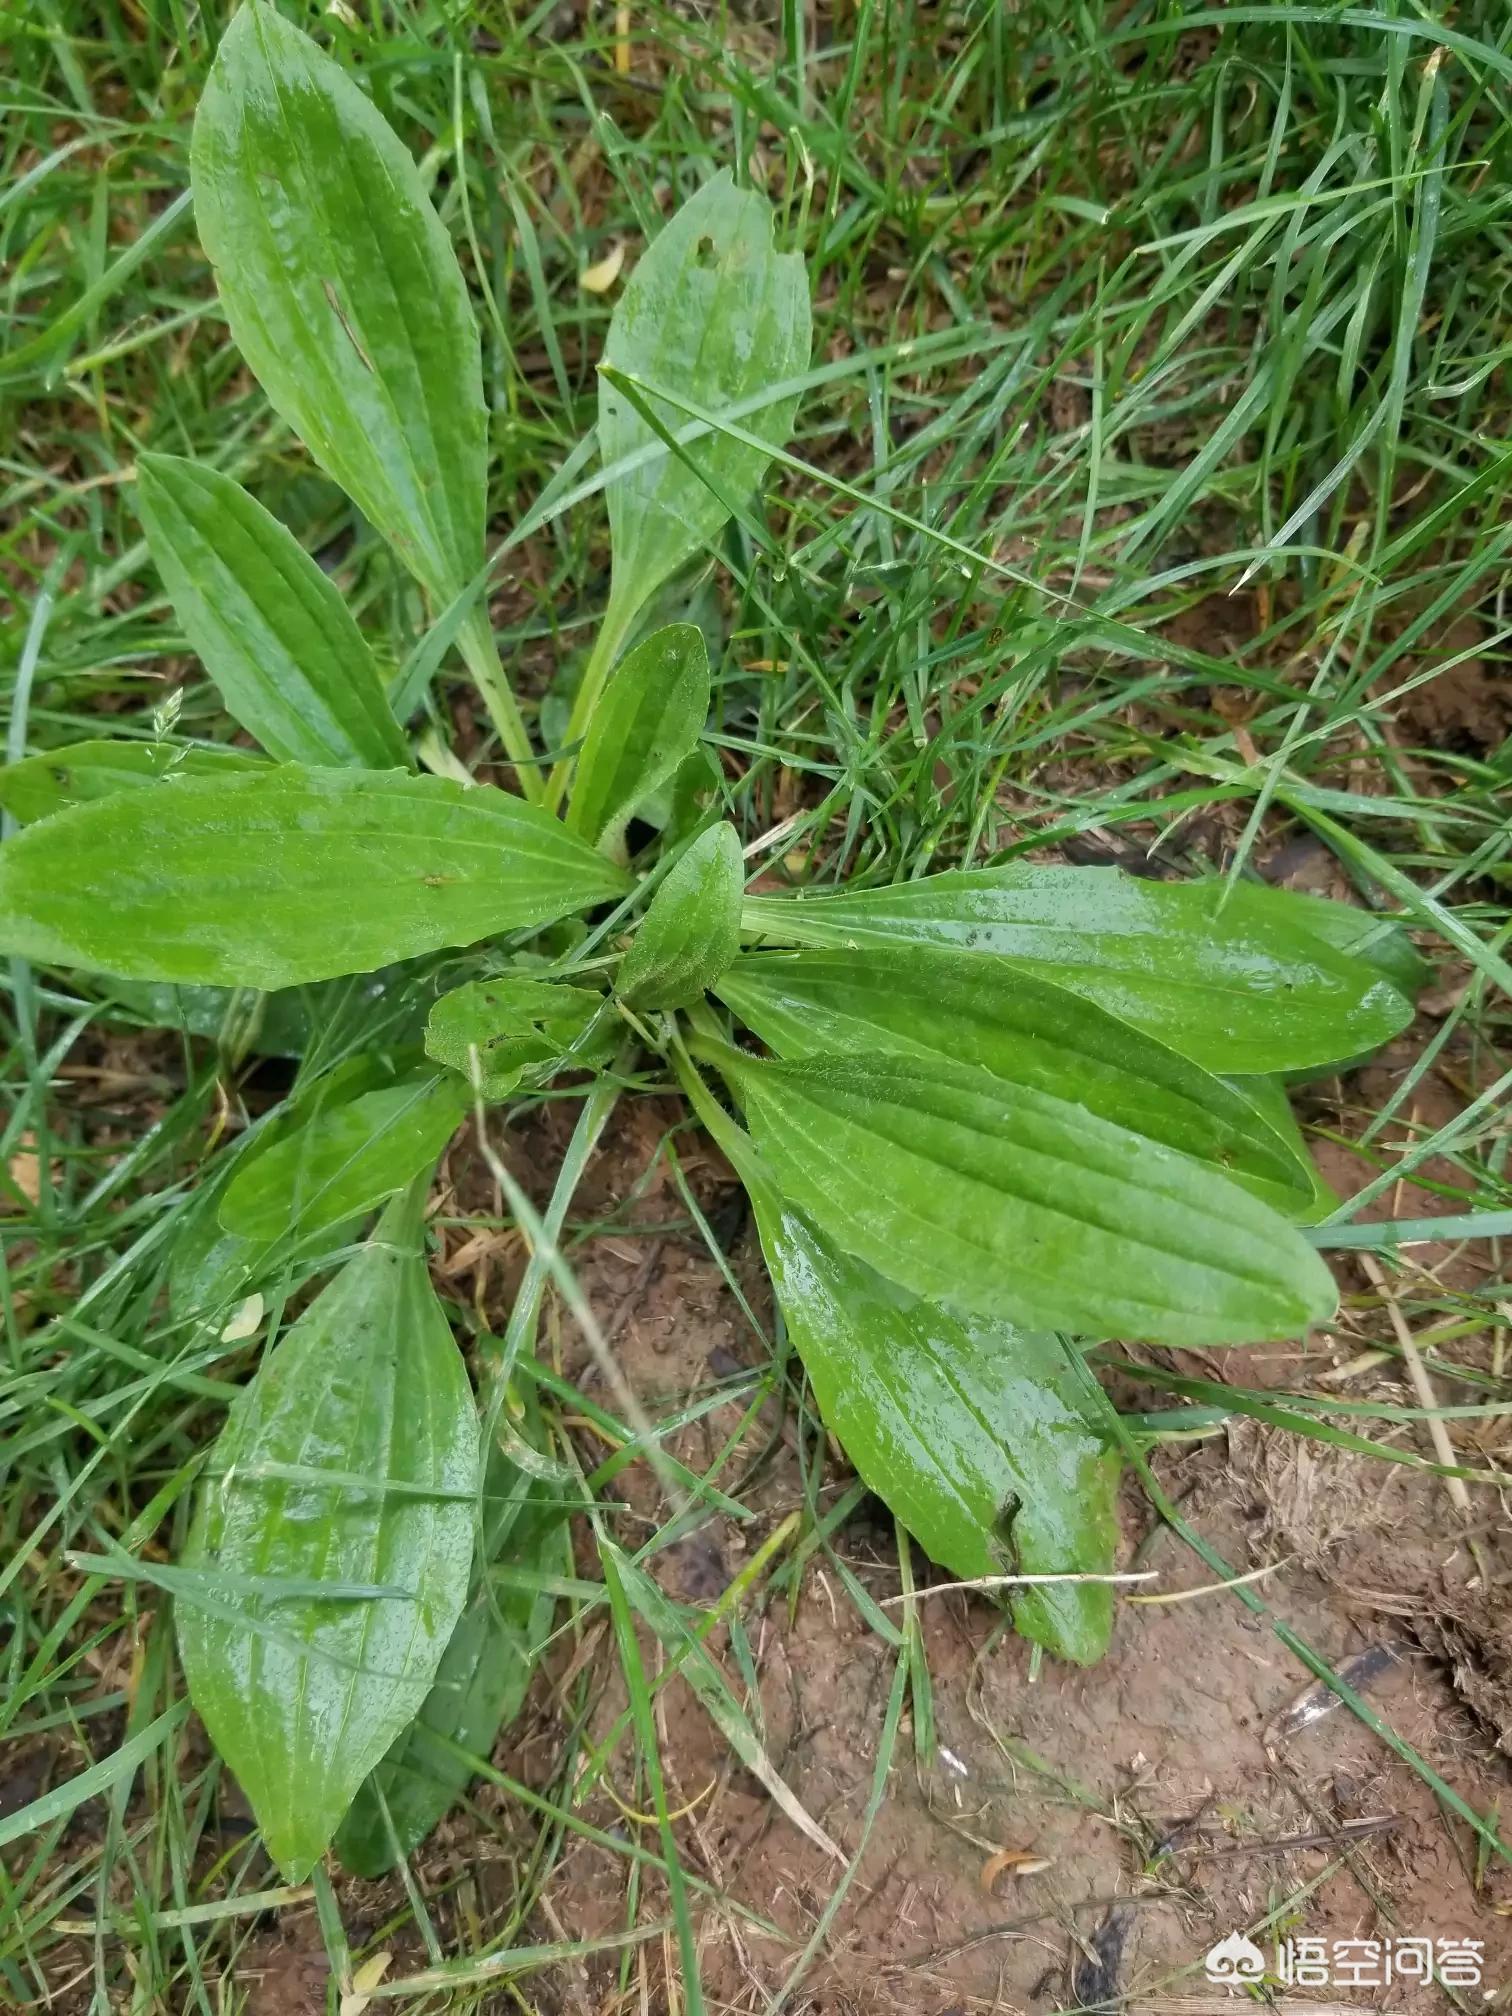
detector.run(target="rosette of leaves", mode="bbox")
[0,5,1423,1880]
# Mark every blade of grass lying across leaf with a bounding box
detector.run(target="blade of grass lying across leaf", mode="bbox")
[597,171,811,633]
[216,1072,467,1245]
[176,1184,478,1880]
[1310,1210,1512,1249]
[1283,797,1512,1000]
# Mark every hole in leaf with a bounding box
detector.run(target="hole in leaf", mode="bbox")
[695,233,719,269]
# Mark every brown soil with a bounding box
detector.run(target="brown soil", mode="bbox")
[1385,617,1512,756]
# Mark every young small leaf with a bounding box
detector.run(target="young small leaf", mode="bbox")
[425,975,610,1098]
[218,1072,467,1245]
[756,1200,1118,1663]
[167,1056,432,1320]
[718,947,1316,1216]
[618,822,743,1010]
[742,866,1413,1074]
[718,1050,1338,1345]
[601,173,810,629]
[566,623,709,850]
[0,740,266,825]
[136,454,408,769]
[191,4,485,603]
[0,766,631,988]
[176,1188,478,1880]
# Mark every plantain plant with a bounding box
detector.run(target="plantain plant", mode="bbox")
[0,6,1424,1883]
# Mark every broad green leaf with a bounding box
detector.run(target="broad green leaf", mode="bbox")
[601,172,810,626]
[0,766,631,988]
[176,1188,478,1880]
[0,739,265,825]
[336,1417,564,1877]
[137,454,408,769]
[1286,890,1430,1002]
[669,1059,1119,1663]
[755,1202,1118,1663]
[619,823,743,1010]
[192,5,484,603]
[742,867,1413,1074]
[218,1072,467,1245]
[566,624,709,850]
[425,975,610,1099]
[717,947,1315,1216]
[717,1050,1338,1345]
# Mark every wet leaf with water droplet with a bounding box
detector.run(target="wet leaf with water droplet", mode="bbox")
[176,1187,478,1880]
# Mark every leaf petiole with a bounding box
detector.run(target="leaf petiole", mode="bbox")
[543,590,641,813]
[457,605,544,802]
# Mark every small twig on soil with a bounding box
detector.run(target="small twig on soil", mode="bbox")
[880,1571,1157,1606]
[1167,1814,1400,1861]
[1126,1553,1296,1605]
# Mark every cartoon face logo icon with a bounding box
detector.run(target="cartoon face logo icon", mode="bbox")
[1205,1932,1267,1985]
